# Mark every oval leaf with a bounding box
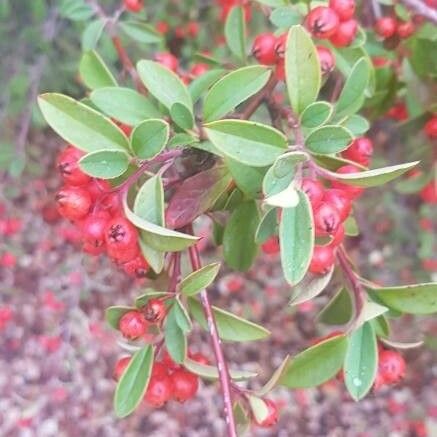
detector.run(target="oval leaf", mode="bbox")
[341,114,370,135]
[189,298,270,342]
[189,69,226,103]
[183,358,257,381]
[285,25,321,114]
[300,101,333,128]
[344,322,378,401]
[203,66,271,122]
[114,346,154,418]
[290,267,334,306]
[279,335,348,388]
[165,305,186,363]
[130,119,169,159]
[181,263,221,296]
[119,21,162,44]
[82,19,106,51]
[79,50,117,89]
[255,208,278,244]
[224,6,246,60]
[170,102,194,130]
[78,150,130,179]
[204,119,287,167]
[38,93,129,152]
[279,191,314,286]
[305,125,353,154]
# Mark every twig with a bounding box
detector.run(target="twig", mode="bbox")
[187,241,237,437]
[167,252,182,293]
[399,0,437,24]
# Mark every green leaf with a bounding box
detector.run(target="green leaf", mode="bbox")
[335,58,371,118]
[170,103,194,130]
[344,322,378,401]
[305,125,353,154]
[290,267,334,305]
[82,19,106,51]
[300,101,333,128]
[223,201,259,271]
[173,299,192,333]
[248,396,270,424]
[255,207,278,244]
[203,66,271,122]
[183,358,257,381]
[367,282,437,315]
[135,289,169,308]
[318,288,353,325]
[38,93,129,153]
[270,6,302,28]
[180,263,221,296]
[188,69,226,103]
[134,176,166,273]
[395,171,432,194]
[311,153,367,171]
[137,60,192,111]
[168,133,197,149]
[341,114,370,136]
[325,161,420,187]
[78,150,130,179]
[226,158,268,198]
[257,355,290,396]
[285,25,321,114]
[59,0,93,21]
[90,87,161,125]
[224,6,246,60]
[204,119,287,167]
[119,21,162,44]
[105,305,133,330]
[123,197,199,251]
[189,298,271,342]
[165,305,186,363]
[233,402,251,436]
[130,119,169,159]
[279,335,348,388]
[114,346,154,418]
[279,191,314,286]
[79,51,117,90]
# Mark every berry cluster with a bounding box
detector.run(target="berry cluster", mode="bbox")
[114,351,203,407]
[374,347,406,390]
[374,16,415,40]
[303,137,373,275]
[55,145,149,279]
[305,0,358,48]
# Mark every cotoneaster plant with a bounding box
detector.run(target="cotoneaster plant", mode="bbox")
[38,0,437,435]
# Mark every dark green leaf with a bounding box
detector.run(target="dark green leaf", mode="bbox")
[130,119,169,159]
[255,207,278,244]
[305,125,353,154]
[181,263,221,296]
[226,158,267,198]
[318,288,353,325]
[79,51,117,89]
[165,305,186,363]
[173,299,192,333]
[78,150,130,179]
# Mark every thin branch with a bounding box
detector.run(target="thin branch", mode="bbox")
[187,242,237,437]
[399,0,437,24]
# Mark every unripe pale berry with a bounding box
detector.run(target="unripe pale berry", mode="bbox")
[144,373,173,407]
[374,17,397,38]
[329,19,358,47]
[123,0,143,13]
[154,52,179,72]
[342,137,374,167]
[329,0,356,21]
[113,356,131,381]
[254,398,279,428]
[309,245,336,274]
[317,46,336,74]
[305,7,340,39]
[301,178,325,210]
[144,299,167,323]
[331,165,365,199]
[118,310,148,340]
[314,202,341,235]
[252,33,278,65]
[57,146,91,186]
[56,186,92,221]
[323,189,352,221]
[171,369,199,402]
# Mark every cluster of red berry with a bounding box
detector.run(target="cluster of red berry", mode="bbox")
[374,16,415,40]
[55,145,149,279]
[123,0,143,13]
[305,0,358,47]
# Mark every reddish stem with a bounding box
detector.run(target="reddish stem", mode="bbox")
[168,252,182,293]
[187,242,237,437]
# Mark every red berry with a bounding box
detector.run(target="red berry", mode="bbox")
[329,0,355,21]
[397,21,415,38]
[123,0,143,13]
[261,236,280,255]
[331,165,365,199]
[189,352,209,365]
[151,361,168,378]
[144,299,167,323]
[374,17,397,38]
[190,63,209,77]
[122,255,149,278]
[161,350,180,371]
[105,216,139,262]
[154,52,179,72]
[342,137,374,167]
[377,349,406,385]
[387,102,409,121]
[274,33,287,59]
[82,241,106,256]
[301,178,325,210]
[305,6,340,39]
[420,180,437,204]
[309,245,336,274]
[118,310,148,340]
[274,60,285,81]
[155,21,169,34]
[56,186,92,221]
[81,211,111,250]
[323,189,352,221]
[424,116,437,139]
[144,373,173,407]
[317,46,336,74]
[86,179,111,202]
[187,21,199,38]
[254,398,278,428]
[113,356,131,381]
[171,369,199,402]
[0,252,16,268]
[252,33,278,65]
[57,146,91,186]
[329,19,358,47]
[314,202,341,235]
